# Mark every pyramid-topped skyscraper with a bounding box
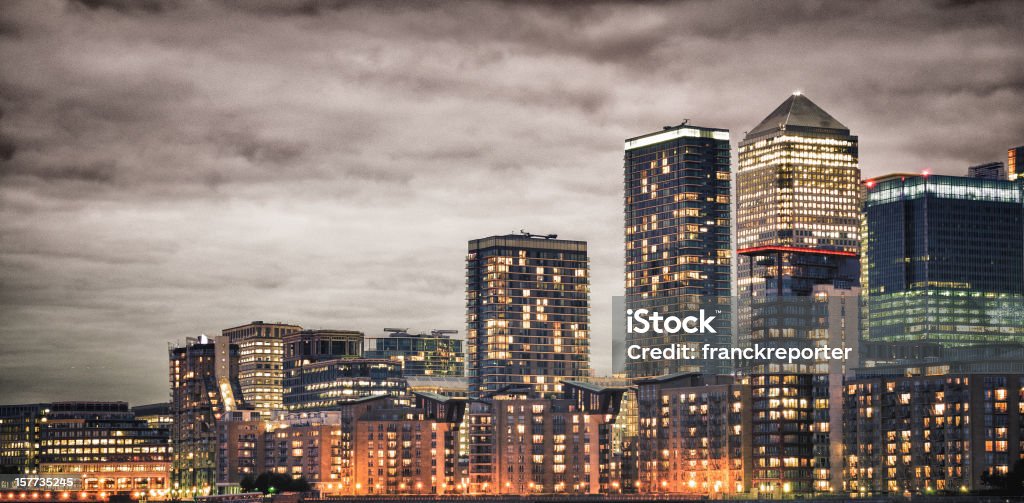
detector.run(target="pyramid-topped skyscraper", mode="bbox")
[737,93,860,253]
[735,93,862,496]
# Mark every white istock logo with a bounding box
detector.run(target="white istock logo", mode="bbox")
[626,308,717,334]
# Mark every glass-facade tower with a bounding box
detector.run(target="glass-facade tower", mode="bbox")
[623,123,732,378]
[864,173,1024,346]
[736,94,861,495]
[466,233,591,399]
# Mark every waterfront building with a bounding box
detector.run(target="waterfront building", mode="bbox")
[863,173,1024,347]
[466,381,627,494]
[466,233,591,399]
[282,358,405,412]
[0,404,47,474]
[623,122,733,377]
[635,373,751,496]
[168,335,242,498]
[736,93,862,496]
[38,402,171,499]
[843,373,1024,495]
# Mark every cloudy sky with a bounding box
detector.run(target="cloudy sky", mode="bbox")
[1,0,1022,405]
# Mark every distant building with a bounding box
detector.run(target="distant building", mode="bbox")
[1009,145,1023,181]
[169,335,242,497]
[404,375,469,398]
[466,233,591,399]
[38,402,171,499]
[863,173,1024,347]
[967,161,1008,180]
[365,328,465,377]
[0,404,47,474]
[282,329,363,394]
[131,402,173,429]
[635,373,751,496]
[623,122,733,377]
[282,358,405,411]
[843,373,1024,495]
[281,329,397,411]
[223,321,302,412]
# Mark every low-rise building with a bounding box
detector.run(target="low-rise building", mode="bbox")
[636,373,751,496]
[843,373,1024,496]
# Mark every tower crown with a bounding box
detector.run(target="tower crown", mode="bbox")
[748,93,849,136]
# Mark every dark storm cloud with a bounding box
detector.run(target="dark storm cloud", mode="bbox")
[0,0,1022,404]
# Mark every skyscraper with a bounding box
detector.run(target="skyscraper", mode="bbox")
[466,233,591,399]
[736,94,862,495]
[863,173,1024,347]
[222,321,302,412]
[623,122,733,378]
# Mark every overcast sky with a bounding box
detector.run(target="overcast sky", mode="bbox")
[1,0,1022,405]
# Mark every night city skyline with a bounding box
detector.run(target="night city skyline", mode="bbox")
[2,0,1024,408]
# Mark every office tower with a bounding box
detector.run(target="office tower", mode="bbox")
[623,122,732,378]
[365,328,466,376]
[843,373,1024,495]
[967,161,1008,180]
[222,321,302,412]
[466,381,627,494]
[466,233,591,399]
[736,94,861,496]
[38,402,171,499]
[635,373,751,496]
[168,335,241,497]
[0,404,47,474]
[863,173,1024,347]
[1009,145,1023,181]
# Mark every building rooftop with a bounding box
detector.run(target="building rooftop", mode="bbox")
[561,380,630,394]
[748,93,849,137]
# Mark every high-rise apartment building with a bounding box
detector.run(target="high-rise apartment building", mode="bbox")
[365,328,465,377]
[168,335,242,498]
[623,122,733,378]
[466,233,591,399]
[222,321,302,412]
[863,173,1024,347]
